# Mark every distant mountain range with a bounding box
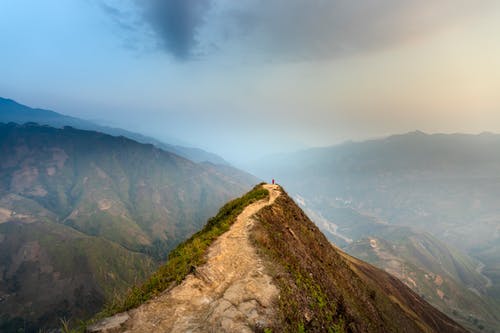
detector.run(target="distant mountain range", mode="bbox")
[250,131,500,332]
[0,97,228,165]
[0,122,258,331]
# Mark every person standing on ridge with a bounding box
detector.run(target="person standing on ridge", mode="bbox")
[272,179,275,185]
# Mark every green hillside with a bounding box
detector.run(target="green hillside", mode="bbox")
[299,198,499,332]
[0,123,257,332]
[251,189,467,332]
[347,232,500,332]
[0,123,256,253]
[0,219,154,332]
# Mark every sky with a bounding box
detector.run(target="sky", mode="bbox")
[1,0,500,164]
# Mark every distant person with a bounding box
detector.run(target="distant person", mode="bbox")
[272,179,275,185]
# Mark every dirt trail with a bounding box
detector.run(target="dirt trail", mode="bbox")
[112,184,280,332]
[475,261,493,289]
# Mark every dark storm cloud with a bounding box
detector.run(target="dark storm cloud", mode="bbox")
[137,0,212,59]
[102,0,495,61]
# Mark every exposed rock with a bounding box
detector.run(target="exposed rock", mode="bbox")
[87,313,130,333]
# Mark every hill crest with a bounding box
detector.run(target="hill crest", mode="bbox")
[89,184,467,333]
[0,97,228,165]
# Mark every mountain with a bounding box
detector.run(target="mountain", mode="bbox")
[249,131,500,332]
[89,184,467,333]
[250,131,500,250]
[0,220,154,333]
[346,229,500,332]
[297,197,499,331]
[0,123,257,331]
[0,97,228,165]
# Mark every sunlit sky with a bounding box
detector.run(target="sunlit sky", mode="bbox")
[1,1,500,163]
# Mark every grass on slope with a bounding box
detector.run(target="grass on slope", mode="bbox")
[251,193,351,333]
[251,188,467,333]
[97,183,269,318]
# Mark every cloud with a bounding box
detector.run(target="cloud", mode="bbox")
[215,0,496,60]
[102,0,496,61]
[137,0,212,60]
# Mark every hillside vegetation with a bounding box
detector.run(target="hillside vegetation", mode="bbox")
[347,233,500,332]
[0,220,154,332]
[251,188,467,333]
[299,198,499,332]
[0,123,256,331]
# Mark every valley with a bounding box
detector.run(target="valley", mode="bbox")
[250,132,500,332]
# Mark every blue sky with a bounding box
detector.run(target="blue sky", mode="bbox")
[1,0,500,163]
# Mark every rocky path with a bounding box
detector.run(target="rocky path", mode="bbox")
[92,184,280,333]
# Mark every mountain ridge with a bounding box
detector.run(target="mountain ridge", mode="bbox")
[89,184,468,333]
[0,96,228,165]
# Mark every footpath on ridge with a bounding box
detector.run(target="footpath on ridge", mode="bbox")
[90,184,281,333]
